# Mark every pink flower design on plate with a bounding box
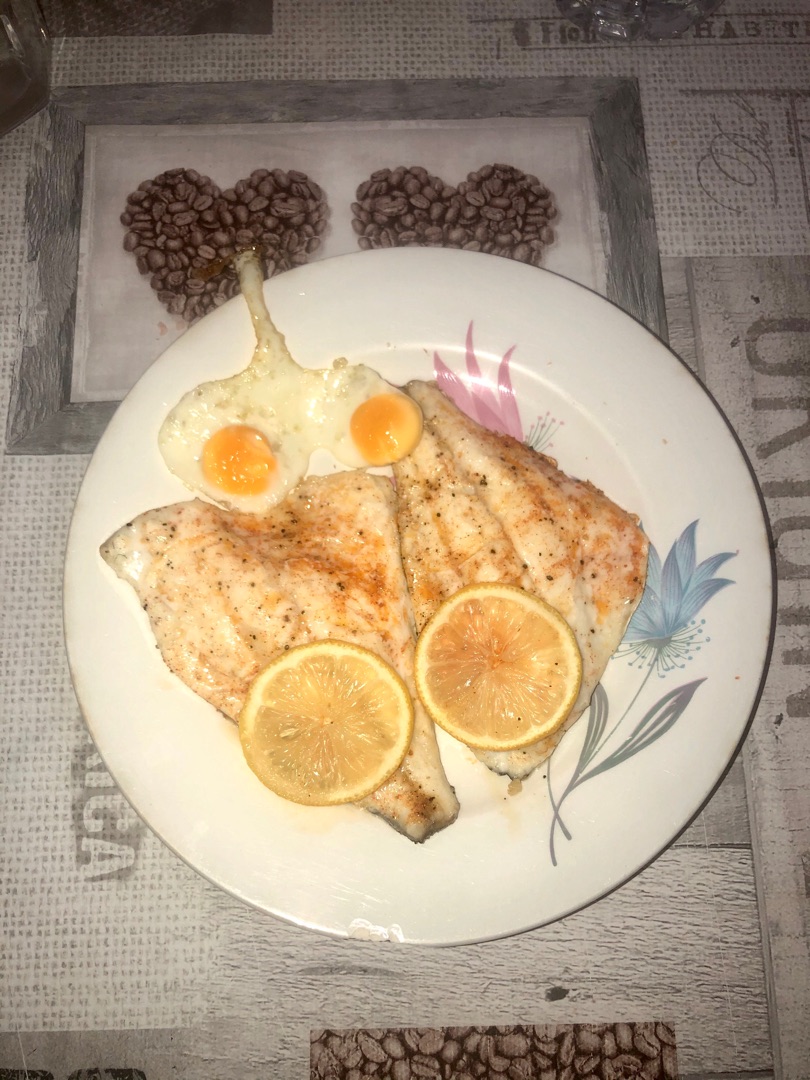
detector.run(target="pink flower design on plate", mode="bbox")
[434,322,523,441]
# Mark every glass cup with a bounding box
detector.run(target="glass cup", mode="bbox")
[556,0,726,41]
[0,0,50,138]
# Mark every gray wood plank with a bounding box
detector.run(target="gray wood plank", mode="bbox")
[676,756,752,849]
[590,79,667,345]
[661,255,699,375]
[646,259,751,855]
[689,255,810,1080]
[52,77,628,126]
[5,101,84,451]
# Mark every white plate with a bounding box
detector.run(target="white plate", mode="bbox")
[64,248,774,945]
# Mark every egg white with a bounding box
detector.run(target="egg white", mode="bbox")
[157,354,403,514]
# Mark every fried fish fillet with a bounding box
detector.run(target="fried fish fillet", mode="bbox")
[100,472,459,842]
[393,381,649,779]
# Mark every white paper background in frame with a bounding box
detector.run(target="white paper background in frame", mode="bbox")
[63,249,773,944]
[72,117,603,401]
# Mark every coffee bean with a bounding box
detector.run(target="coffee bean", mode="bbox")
[446,226,469,245]
[558,1031,576,1067]
[497,1034,530,1058]
[275,196,306,218]
[164,269,185,288]
[412,1062,440,1078]
[654,1024,675,1048]
[379,195,410,217]
[633,1026,660,1060]
[481,206,506,222]
[574,1054,600,1076]
[533,1042,557,1062]
[379,1035,404,1060]
[415,1031,443,1055]
[358,1033,386,1064]
[146,248,166,270]
[489,1055,511,1073]
[615,1025,636,1053]
[343,1044,365,1070]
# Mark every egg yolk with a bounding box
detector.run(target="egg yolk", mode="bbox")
[350,393,423,466]
[201,425,277,496]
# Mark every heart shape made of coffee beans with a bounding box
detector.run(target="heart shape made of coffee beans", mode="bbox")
[351,164,557,266]
[121,167,329,324]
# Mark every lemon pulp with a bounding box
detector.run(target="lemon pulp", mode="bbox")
[414,583,582,751]
[239,640,414,805]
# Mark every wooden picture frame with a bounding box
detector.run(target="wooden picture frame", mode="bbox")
[7,77,666,454]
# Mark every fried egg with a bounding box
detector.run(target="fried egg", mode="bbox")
[157,252,423,514]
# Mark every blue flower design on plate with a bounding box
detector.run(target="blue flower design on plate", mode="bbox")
[548,522,736,865]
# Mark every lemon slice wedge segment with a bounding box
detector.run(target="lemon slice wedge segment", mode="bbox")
[239,641,414,806]
[414,583,582,751]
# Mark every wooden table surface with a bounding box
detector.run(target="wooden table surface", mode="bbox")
[0,2,808,1078]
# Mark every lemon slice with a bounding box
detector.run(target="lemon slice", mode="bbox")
[239,641,414,806]
[414,583,582,751]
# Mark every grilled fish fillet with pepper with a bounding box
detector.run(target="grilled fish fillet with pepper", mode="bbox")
[393,380,649,780]
[100,472,459,842]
